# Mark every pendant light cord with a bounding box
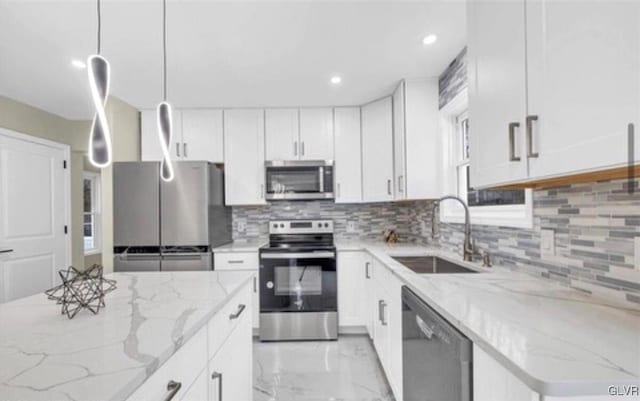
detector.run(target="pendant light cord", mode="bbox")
[96,0,101,54]
[162,0,167,101]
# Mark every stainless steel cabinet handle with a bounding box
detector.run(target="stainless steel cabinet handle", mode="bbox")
[163,380,182,401]
[211,372,223,401]
[294,141,298,157]
[229,304,246,320]
[183,143,188,158]
[381,301,387,326]
[176,142,181,158]
[526,115,539,158]
[508,122,521,162]
[301,141,305,156]
[253,277,257,293]
[0,249,14,254]
[260,184,264,199]
[227,260,245,264]
[365,262,371,279]
[398,175,404,193]
[378,300,384,323]
[387,179,392,195]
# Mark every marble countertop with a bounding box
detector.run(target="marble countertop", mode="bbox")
[341,240,640,396]
[212,240,265,253]
[0,270,254,401]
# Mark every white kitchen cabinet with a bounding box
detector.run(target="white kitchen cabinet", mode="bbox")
[468,0,640,188]
[208,302,253,401]
[467,0,529,188]
[363,254,374,339]
[333,107,362,203]
[214,252,260,331]
[393,79,441,200]
[223,109,266,205]
[386,271,403,401]
[474,344,540,401]
[525,0,640,179]
[180,367,209,401]
[181,109,224,163]
[299,108,334,160]
[362,97,394,202]
[141,109,223,163]
[372,278,391,376]
[265,108,299,160]
[141,108,183,162]
[337,251,368,330]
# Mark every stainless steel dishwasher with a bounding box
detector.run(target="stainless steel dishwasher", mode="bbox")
[402,286,472,401]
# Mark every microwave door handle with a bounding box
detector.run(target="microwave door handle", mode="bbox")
[319,166,324,193]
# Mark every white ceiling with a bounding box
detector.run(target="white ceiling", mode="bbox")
[0,0,466,120]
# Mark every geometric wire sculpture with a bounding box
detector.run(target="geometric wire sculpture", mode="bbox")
[44,264,117,319]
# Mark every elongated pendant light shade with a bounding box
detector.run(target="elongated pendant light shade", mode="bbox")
[157,101,174,182]
[87,54,112,168]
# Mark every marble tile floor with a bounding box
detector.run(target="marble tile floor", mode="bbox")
[253,336,396,401]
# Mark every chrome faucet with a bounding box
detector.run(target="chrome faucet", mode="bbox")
[431,195,474,262]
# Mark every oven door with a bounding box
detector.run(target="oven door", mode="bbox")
[260,251,337,313]
[265,162,334,200]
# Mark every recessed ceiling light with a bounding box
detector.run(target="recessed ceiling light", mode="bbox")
[330,76,342,85]
[71,59,86,69]
[422,34,438,46]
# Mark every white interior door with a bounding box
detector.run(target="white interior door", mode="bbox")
[0,129,68,303]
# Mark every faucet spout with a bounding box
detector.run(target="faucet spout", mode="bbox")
[431,195,474,262]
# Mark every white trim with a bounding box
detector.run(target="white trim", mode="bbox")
[0,127,72,268]
[83,171,102,255]
[438,89,533,229]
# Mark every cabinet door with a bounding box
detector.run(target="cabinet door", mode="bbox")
[299,108,334,160]
[265,108,299,160]
[526,0,640,179]
[386,274,403,401]
[181,109,224,163]
[393,82,406,200]
[180,367,210,401]
[362,97,394,202]
[337,252,367,328]
[208,306,253,401]
[223,109,266,205]
[334,107,362,203]
[141,109,183,161]
[372,280,390,373]
[364,255,374,339]
[468,0,528,188]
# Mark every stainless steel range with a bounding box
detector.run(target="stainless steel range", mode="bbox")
[259,220,337,341]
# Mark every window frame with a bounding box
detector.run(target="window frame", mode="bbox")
[83,171,102,255]
[439,89,533,229]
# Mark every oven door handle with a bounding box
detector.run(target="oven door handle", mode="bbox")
[260,252,335,259]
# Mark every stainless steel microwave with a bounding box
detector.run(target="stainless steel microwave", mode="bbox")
[265,160,334,200]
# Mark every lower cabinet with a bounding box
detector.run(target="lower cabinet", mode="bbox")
[337,251,368,330]
[214,252,260,331]
[126,280,253,401]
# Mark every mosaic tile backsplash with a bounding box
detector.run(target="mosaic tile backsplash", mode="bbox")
[233,179,640,303]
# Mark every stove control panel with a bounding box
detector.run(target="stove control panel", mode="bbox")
[269,220,334,234]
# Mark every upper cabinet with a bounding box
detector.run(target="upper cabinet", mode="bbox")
[393,79,441,200]
[141,108,182,162]
[181,110,224,163]
[334,107,362,203]
[362,97,394,202]
[223,109,266,205]
[299,108,334,160]
[265,108,299,160]
[468,0,640,188]
[141,109,223,163]
[264,108,334,161]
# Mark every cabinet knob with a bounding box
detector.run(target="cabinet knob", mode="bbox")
[163,380,182,401]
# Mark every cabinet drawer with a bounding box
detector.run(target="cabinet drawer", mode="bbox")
[208,282,252,359]
[214,252,259,270]
[126,326,207,401]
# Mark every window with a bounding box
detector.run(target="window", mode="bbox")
[83,172,101,255]
[440,89,533,228]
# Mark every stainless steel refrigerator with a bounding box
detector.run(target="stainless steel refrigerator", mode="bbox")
[113,161,232,272]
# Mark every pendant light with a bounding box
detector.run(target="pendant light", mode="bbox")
[157,0,174,182]
[87,0,112,168]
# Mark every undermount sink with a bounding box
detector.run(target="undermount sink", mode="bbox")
[391,256,479,274]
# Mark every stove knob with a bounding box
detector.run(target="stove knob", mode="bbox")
[280,224,285,228]
[273,224,277,229]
